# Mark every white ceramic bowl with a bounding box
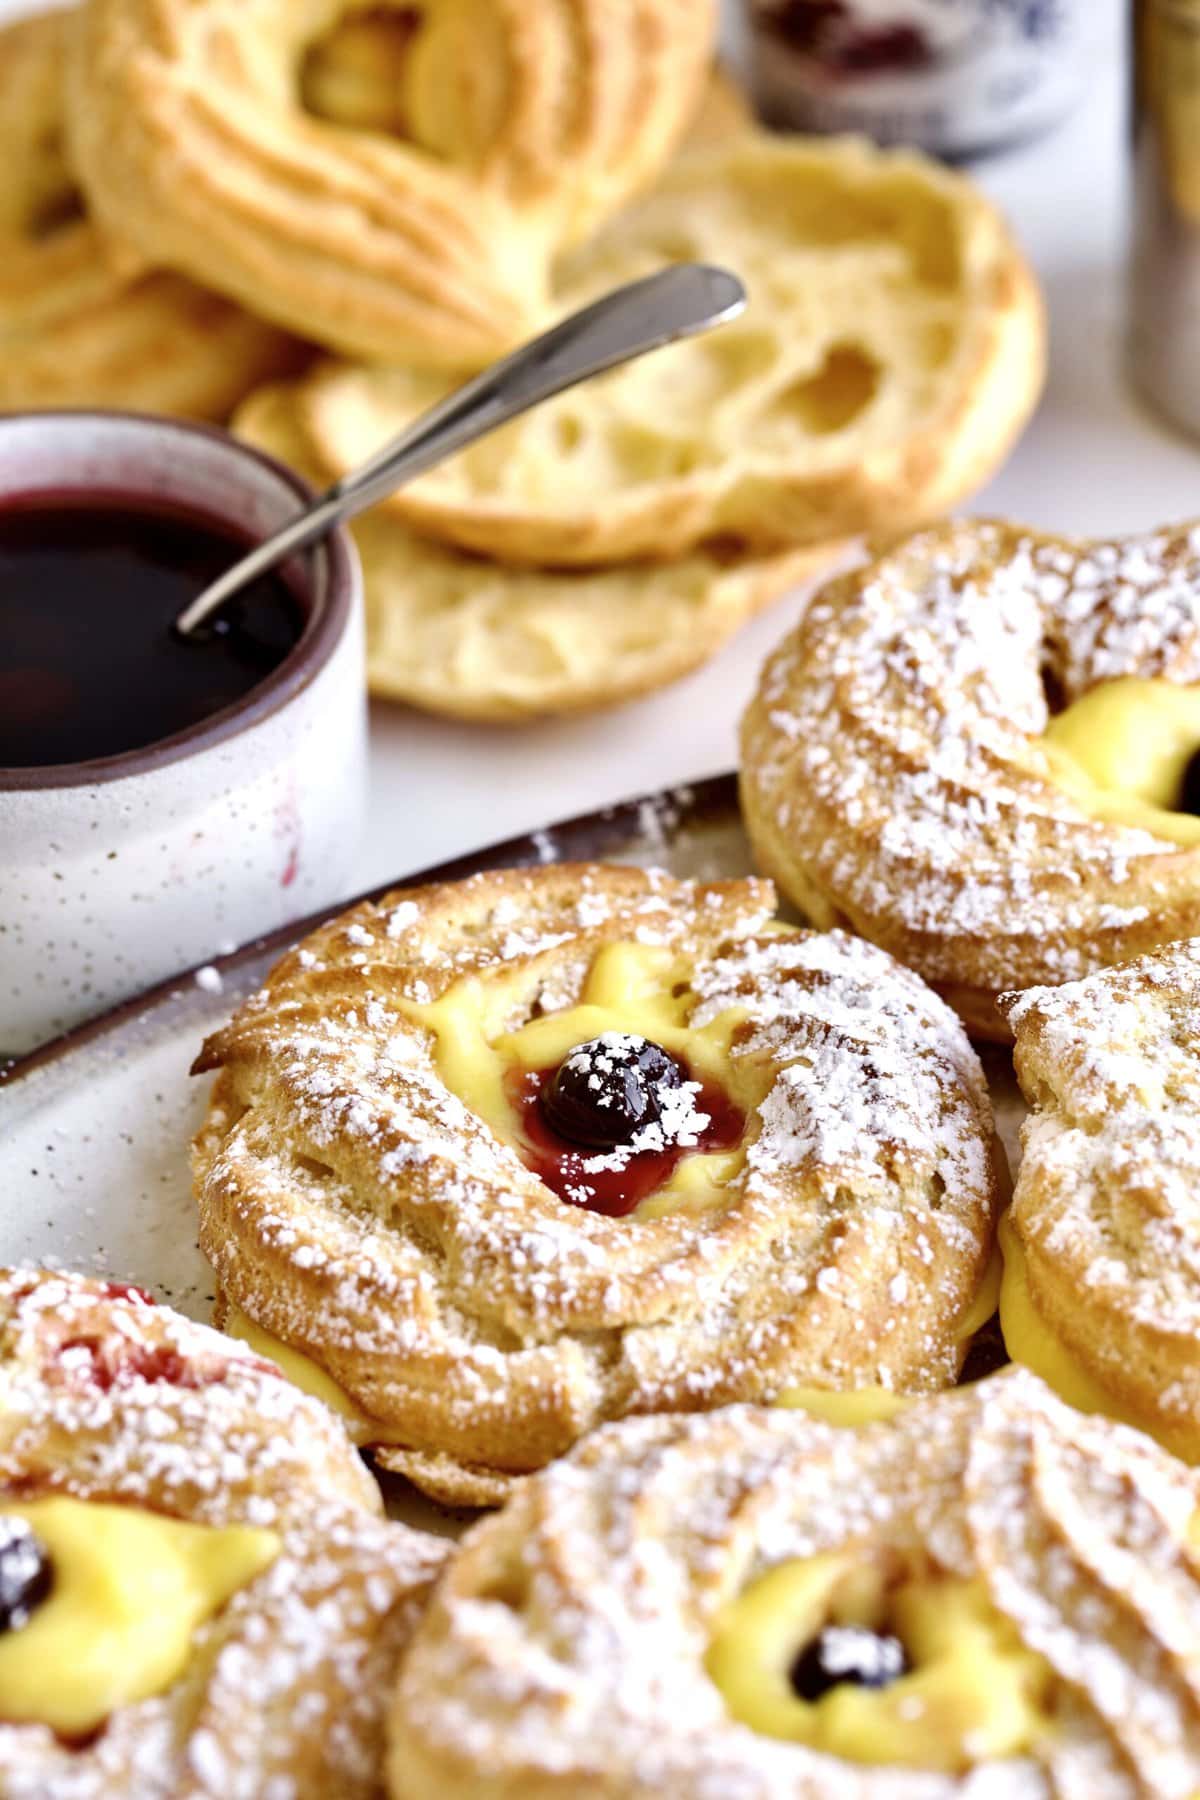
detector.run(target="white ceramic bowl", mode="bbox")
[0,412,366,1057]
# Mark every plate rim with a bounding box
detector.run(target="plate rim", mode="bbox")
[0,770,740,1090]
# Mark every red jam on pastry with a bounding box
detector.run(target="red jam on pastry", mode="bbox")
[509,1032,745,1216]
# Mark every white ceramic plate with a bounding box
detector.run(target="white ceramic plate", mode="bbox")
[0,772,1025,1523]
[0,777,766,1316]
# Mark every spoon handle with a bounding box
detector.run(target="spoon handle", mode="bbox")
[175,263,746,639]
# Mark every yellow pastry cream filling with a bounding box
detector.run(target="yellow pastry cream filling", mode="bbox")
[225,1305,455,1454]
[0,1497,279,1736]
[776,1389,911,1425]
[1041,676,1200,845]
[707,1551,1054,1771]
[223,1304,384,1441]
[402,939,768,1218]
[997,1212,1176,1450]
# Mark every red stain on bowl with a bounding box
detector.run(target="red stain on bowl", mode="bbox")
[274,782,302,887]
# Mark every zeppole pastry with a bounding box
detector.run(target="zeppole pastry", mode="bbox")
[236,383,827,720]
[388,1368,1200,1798]
[0,1266,447,1799]
[288,135,1045,566]
[677,65,755,149]
[191,864,1002,1506]
[0,10,304,418]
[998,940,1200,1463]
[66,0,716,367]
[741,516,1200,1039]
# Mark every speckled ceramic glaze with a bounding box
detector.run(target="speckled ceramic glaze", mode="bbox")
[0,412,366,1056]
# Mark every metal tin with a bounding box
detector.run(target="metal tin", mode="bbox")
[744,1,1087,158]
[1130,0,1200,438]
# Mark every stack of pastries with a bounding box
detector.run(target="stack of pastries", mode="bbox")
[18,1,1200,1794]
[5,0,1045,717]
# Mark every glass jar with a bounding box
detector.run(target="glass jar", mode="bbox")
[743,1,1088,158]
[1130,0,1200,438]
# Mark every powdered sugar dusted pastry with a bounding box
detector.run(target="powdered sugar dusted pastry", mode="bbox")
[0,10,304,418]
[741,517,1200,1039]
[191,864,1001,1506]
[0,1267,447,1800]
[387,1368,1200,1798]
[998,940,1200,1462]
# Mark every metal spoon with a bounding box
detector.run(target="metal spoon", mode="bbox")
[174,262,747,639]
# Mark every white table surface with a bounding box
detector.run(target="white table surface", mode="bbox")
[17,0,1192,904]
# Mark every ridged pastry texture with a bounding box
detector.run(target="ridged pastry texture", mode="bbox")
[66,0,716,367]
[235,383,829,720]
[191,864,1001,1507]
[0,9,305,418]
[741,516,1200,1041]
[0,1267,447,1800]
[386,1369,1200,1799]
[289,134,1044,566]
[999,940,1200,1462]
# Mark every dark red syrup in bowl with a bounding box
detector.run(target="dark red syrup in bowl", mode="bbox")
[0,495,304,768]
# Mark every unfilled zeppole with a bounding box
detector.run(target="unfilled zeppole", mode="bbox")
[259,133,1045,567]
[0,9,306,418]
[233,121,1043,717]
[65,0,717,368]
[235,382,828,721]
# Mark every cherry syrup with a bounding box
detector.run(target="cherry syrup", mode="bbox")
[508,1060,745,1217]
[0,494,304,768]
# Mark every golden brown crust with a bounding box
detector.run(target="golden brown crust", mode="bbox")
[293,137,1046,566]
[679,64,755,148]
[191,864,1001,1505]
[1000,942,1200,1459]
[387,1371,1200,1798]
[235,380,837,722]
[741,517,1200,1040]
[0,1267,448,1799]
[65,0,716,367]
[0,9,305,419]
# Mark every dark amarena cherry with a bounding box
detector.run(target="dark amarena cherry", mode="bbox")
[789,1624,909,1702]
[761,1,929,71]
[1180,746,1200,817]
[511,1056,745,1219]
[0,495,304,768]
[0,1516,53,1634]
[541,1033,684,1151]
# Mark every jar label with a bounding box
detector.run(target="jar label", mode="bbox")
[748,1,1087,154]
